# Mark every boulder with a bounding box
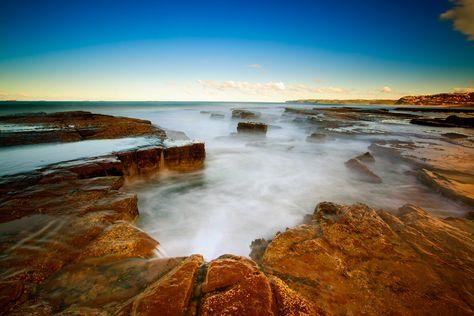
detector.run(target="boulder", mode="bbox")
[237,122,268,134]
[163,142,206,171]
[355,151,375,163]
[131,255,204,315]
[210,113,225,119]
[306,132,327,142]
[200,255,277,316]
[345,157,382,183]
[232,109,260,119]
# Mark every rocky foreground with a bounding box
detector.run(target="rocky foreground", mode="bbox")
[1,109,473,315]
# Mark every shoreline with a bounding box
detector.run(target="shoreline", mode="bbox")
[0,110,472,314]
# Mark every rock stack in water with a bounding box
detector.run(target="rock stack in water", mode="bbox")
[237,122,268,134]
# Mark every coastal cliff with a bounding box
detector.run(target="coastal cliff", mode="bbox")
[287,91,474,107]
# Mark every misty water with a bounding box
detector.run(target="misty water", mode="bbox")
[0,102,470,259]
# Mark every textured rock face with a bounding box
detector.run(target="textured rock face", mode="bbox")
[396,91,474,106]
[237,122,268,134]
[260,202,474,315]
[131,255,204,316]
[0,111,166,146]
[369,139,474,207]
[411,115,474,128]
[345,157,382,183]
[0,136,207,314]
[200,255,278,316]
[232,109,260,119]
[164,142,206,171]
[418,169,474,206]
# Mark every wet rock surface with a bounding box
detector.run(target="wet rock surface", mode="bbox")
[232,109,261,119]
[0,114,207,314]
[411,115,474,128]
[1,108,474,315]
[345,154,381,183]
[418,169,474,206]
[0,111,166,146]
[237,121,268,134]
[259,202,474,315]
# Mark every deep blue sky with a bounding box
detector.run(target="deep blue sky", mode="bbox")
[1,0,473,101]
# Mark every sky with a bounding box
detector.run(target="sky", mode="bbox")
[0,0,473,101]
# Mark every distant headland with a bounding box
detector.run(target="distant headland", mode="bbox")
[287,91,474,107]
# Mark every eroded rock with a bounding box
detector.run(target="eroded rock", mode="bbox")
[345,157,382,183]
[200,255,277,316]
[417,169,474,206]
[232,109,260,119]
[131,255,204,315]
[261,202,474,315]
[411,115,474,128]
[0,111,166,147]
[306,132,327,142]
[237,122,268,134]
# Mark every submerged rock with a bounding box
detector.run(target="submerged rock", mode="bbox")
[355,151,375,163]
[237,122,268,134]
[210,113,225,119]
[232,109,260,119]
[306,132,327,142]
[345,157,382,183]
[442,132,469,139]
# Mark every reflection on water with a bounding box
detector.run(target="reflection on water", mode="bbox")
[0,137,154,175]
[0,102,471,259]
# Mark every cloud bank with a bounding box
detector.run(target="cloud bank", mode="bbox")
[441,0,474,40]
[197,80,347,98]
[246,64,263,69]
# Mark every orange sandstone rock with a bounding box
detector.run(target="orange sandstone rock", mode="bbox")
[200,255,277,316]
[262,202,474,315]
[132,255,204,316]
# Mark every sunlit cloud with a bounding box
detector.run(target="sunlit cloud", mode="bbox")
[381,86,392,93]
[0,91,31,100]
[197,80,347,99]
[246,64,263,69]
[440,0,474,40]
[198,80,285,93]
[453,86,474,93]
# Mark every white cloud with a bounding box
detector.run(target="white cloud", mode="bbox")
[0,91,31,100]
[453,86,474,93]
[198,80,286,94]
[440,0,474,40]
[286,83,347,94]
[197,80,347,98]
[381,86,392,93]
[246,64,263,69]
